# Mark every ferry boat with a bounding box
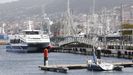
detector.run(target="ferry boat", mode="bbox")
[6,21,50,52]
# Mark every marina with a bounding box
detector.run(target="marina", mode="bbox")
[0,0,133,75]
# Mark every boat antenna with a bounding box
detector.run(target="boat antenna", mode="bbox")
[28,21,32,30]
[2,23,6,34]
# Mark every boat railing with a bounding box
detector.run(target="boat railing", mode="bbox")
[6,43,27,52]
[18,36,26,42]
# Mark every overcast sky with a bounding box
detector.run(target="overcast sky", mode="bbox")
[0,0,18,3]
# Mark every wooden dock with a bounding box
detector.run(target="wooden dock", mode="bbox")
[113,62,133,67]
[39,64,87,73]
[39,62,133,73]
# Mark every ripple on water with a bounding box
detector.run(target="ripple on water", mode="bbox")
[0,46,132,75]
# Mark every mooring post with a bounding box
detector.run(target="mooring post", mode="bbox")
[96,47,101,59]
[117,51,121,58]
[44,48,48,66]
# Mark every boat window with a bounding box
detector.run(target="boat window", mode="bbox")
[10,39,20,43]
[24,31,39,35]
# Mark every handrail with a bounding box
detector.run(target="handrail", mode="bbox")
[58,37,103,47]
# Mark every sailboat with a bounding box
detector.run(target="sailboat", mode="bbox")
[87,46,124,71]
[87,47,115,71]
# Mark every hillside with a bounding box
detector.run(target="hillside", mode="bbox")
[0,0,132,21]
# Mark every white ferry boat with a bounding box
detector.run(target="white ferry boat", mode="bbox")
[6,21,50,52]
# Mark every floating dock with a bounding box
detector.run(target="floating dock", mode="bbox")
[39,64,87,73]
[113,62,133,67]
[39,62,133,73]
[40,48,133,73]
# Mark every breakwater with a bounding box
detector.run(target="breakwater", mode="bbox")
[49,47,133,59]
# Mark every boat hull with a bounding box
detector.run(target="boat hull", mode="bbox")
[6,44,28,53]
[27,43,50,52]
[6,43,50,53]
[87,64,104,71]
[87,63,114,71]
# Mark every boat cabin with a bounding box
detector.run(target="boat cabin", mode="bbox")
[22,30,43,35]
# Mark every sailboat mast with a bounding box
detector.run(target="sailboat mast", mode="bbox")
[67,0,71,36]
[120,3,124,50]
[2,23,6,34]
[92,47,97,64]
[92,0,96,35]
[28,21,32,30]
[63,0,72,36]
[92,0,97,62]
[93,0,95,15]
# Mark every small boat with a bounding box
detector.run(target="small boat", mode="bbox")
[87,59,114,71]
[87,47,114,71]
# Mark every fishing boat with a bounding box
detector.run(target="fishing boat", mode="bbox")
[6,21,50,52]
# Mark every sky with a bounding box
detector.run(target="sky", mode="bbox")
[0,0,18,4]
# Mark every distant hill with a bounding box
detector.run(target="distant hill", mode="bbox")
[0,0,132,21]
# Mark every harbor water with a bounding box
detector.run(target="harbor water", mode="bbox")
[0,46,133,75]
